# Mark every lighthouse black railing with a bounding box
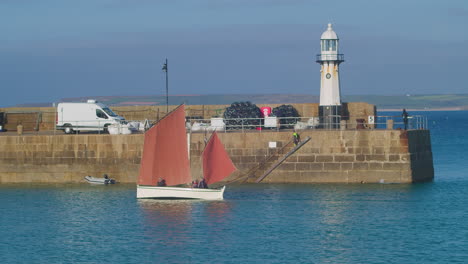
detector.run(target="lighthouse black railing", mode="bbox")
[316,54,345,62]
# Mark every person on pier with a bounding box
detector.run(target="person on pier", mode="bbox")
[293,132,301,146]
[402,109,409,130]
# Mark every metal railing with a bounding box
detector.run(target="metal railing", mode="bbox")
[185,115,428,133]
[316,54,345,62]
[0,115,428,135]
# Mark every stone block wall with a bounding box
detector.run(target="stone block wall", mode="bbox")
[271,130,429,183]
[0,129,434,184]
[188,130,434,184]
[0,134,142,183]
[407,130,434,182]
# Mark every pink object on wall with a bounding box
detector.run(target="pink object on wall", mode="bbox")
[260,107,272,117]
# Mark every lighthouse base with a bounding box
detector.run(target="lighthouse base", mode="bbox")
[319,105,342,129]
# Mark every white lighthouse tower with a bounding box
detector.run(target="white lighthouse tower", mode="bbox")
[316,23,344,128]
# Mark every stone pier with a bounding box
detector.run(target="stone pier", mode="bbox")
[0,129,433,184]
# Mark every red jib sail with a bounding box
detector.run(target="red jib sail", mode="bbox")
[202,132,237,185]
[138,105,191,186]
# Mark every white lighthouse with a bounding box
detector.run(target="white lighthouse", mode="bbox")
[316,23,344,128]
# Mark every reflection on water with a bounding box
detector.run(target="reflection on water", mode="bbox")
[3,111,468,263]
[138,200,196,247]
[137,199,234,263]
[138,199,233,229]
[1,181,468,263]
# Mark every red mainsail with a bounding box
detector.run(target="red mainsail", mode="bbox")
[138,105,192,186]
[202,132,237,185]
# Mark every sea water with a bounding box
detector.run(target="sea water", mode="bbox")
[1,111,468,263]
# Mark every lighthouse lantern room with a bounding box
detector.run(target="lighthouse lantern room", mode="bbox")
[316,23,344,129]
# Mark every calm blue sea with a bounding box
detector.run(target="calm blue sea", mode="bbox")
[1,111,468,264]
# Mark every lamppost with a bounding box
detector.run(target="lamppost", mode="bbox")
[162,58,168,113]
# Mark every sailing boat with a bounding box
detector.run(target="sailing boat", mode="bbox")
[136,105,236,200]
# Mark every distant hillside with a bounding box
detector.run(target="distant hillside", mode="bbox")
[12,94,468,110]
[59,94,320,106]
[344,94,468,110]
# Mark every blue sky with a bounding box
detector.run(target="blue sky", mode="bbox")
[1,0,467,106]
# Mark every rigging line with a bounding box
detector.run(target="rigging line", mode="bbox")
[224,137,296,185]
[255,136,311,183]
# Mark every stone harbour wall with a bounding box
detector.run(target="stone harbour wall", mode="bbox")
[0,134,142,183]
[0,102,375,132]
[190,130,433,183]
[0,129,433,184]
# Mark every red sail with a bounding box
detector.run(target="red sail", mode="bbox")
[202,132,237,185]
[138,105,191,186]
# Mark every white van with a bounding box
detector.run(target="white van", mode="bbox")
[56,100,125,134]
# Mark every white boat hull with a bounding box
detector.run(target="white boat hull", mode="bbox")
[85,176,116,185]
[137,185,225,200]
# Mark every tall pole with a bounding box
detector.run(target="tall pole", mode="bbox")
[53,102,56,135]
[162,58,168,113]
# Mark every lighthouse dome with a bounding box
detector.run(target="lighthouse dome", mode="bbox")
[320,23,338,40]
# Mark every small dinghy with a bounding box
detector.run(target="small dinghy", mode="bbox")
[85,175,116,185]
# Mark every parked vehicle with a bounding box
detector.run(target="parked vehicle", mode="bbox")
[56,100,125,134]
